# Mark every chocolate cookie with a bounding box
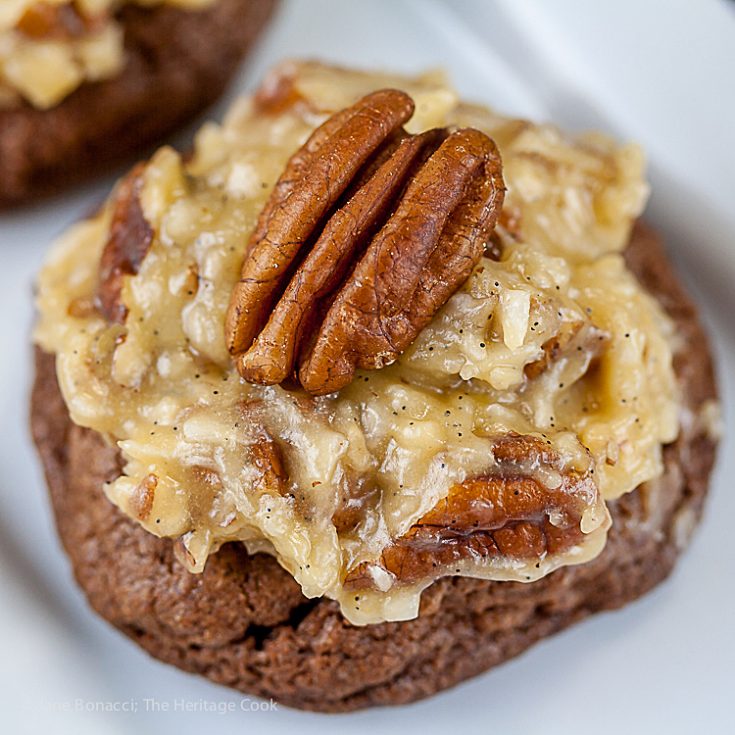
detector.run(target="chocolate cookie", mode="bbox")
[31,221,718,712]
[0,0,277,206]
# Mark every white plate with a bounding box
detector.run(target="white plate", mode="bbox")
[1,1,732,733]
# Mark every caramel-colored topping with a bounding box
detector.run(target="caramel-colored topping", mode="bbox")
[34,62,679,625]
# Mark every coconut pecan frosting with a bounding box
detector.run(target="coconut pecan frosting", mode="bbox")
[34,62,679,624]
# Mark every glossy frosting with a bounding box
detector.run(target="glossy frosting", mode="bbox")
[34,62,679,624]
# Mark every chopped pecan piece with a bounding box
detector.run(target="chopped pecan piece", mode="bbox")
[96,164,153,323]
[191,465,223,490]
[250,436,289,495]
[17,2,92,39]
[486,206,522,260]
[525,321,584,380]
[226,90,505,395]
[129,473,157,522]
[524,321,609,380]
[344,434,605,589]
[238,400,291,495]
[332,472,379,534]
[253,62,309,115]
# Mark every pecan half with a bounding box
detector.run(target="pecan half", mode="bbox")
[238,128,444,386]
[226,90,505,395]
[225,89,415,357]
[344,434,605,589]
[96,164,153,323]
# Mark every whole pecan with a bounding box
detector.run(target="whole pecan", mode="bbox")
[225,90,505,395]
[344,434,607,589]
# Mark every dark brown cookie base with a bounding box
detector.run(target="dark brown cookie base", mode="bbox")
[31,222,718,711]
[0,0,277,206]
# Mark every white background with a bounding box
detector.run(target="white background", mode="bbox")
[1,1,733,732]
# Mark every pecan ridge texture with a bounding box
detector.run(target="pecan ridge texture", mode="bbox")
[96,163,153,324]
[225,89,506,395]
[344,434,605,589]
